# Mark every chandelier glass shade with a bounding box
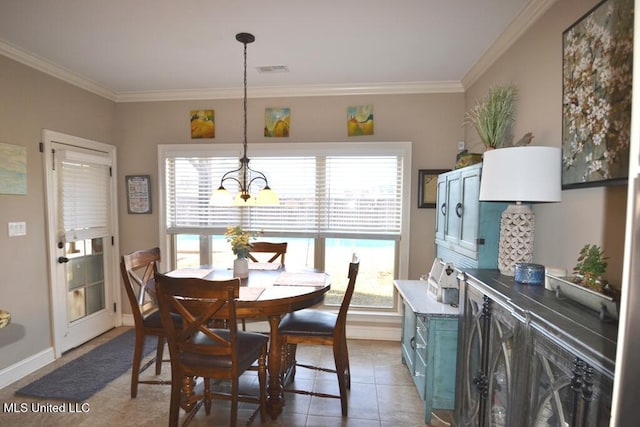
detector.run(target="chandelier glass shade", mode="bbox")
[209,32,278,207]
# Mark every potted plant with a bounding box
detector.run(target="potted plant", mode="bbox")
[464,84,517,150]
[572,244,609,292]
[546,244,618,320]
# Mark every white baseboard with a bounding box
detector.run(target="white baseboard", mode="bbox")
[347,324,400,341]
[0,347,55,390]
[121,314,134,327]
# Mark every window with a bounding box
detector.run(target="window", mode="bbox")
[159,142,411,310]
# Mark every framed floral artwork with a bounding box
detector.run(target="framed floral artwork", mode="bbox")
[561,0,633,189]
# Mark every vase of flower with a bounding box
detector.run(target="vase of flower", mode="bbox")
[233,256,249,278]
[225,226,260,278]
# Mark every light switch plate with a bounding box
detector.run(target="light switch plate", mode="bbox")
[8,221,26,237]
[457,141,466,151]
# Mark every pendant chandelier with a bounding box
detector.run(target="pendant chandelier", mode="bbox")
[209,32,278,207]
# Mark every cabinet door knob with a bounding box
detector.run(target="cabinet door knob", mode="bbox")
[455,202,463,218]
[440,203,446,216]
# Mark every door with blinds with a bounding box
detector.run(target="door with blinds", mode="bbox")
[43,130,119,356]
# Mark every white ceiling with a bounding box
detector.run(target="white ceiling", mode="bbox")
[0,0,549,102]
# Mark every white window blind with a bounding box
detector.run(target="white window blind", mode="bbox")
[58,150,111,242]
[164,143,406,239]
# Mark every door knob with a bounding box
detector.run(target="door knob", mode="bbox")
[57,256,69,263]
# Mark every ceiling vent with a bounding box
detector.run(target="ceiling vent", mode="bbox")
[256,65,289,73]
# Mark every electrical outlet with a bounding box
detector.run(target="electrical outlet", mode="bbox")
[457,141,466,151]
[8,221,26,237]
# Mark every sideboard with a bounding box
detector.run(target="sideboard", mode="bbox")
[394,280,459,424]
[455,269,617,427]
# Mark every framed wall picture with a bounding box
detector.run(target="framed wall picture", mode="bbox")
[0,142,27,195]
[418,169,448,208]
[190,109,215,139]
[264,107,290,137]
[561,0,633,189]
[126,175,152,214]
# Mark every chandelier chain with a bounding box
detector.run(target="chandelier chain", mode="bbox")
[242,39,248,158]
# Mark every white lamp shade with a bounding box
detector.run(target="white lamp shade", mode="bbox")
[256,187,279,206]
[479,146,562,203]
[209,187,234,206]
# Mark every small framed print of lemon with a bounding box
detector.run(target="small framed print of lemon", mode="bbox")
[190,110,215,139]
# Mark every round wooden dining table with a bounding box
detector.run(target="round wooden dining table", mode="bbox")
[167,265,330,420]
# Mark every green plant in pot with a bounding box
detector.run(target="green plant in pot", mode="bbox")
[464,84,517,150]
[572,244,609,292]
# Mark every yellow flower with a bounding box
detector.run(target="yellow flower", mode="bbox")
[225,226,261,258]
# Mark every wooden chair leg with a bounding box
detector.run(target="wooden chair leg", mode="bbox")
[342,337,351,389]
[168,375,182,427]
[131,330,144,398]
[155,336,165,375]
[258,349,268,421]
[287,343,297,380]
[334,343,349,416]
[204,378,211,415]
[230,378,238,426]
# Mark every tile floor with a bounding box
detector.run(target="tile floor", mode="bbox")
[0,327,449,426]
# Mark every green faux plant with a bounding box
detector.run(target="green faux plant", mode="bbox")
[464,84,517,149]
[572,244,608,291]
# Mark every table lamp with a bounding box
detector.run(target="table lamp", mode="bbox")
[479,146,562,276]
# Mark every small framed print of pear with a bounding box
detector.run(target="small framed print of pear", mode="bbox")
[265,108,290,137]
[347,104,374,136]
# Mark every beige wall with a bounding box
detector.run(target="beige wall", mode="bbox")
[0,0,629,376]
[0,55,115,368]
[464,0,627,285]
[114,93,465,287]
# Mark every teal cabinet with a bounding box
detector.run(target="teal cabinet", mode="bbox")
[396,280,459,424]
[435,164,507,269]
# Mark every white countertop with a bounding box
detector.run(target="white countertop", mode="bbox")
[394,280,459,317]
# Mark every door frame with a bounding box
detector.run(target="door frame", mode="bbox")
[42,129,121,358]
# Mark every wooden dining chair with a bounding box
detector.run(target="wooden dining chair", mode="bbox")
[278,256,360,416]
[120,247,174,398]
[154,273,268,427]
[248,242,288,266]
[244,241,288,331]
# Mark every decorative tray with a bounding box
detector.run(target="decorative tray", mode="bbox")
[545,274,618,321]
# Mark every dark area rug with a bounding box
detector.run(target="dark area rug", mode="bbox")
[15,329,156,401]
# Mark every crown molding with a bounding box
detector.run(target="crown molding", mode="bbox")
[114,81,465,102]
[462,0,559,90]
[0,38,117,101]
